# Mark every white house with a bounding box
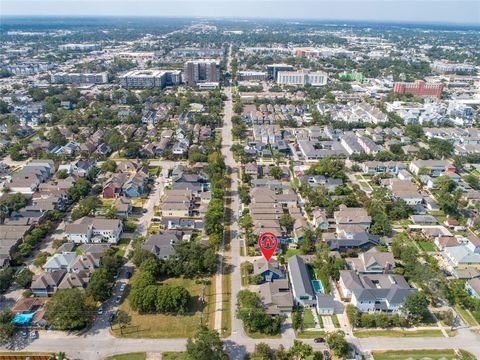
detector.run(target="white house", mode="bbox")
[65,217,123,244]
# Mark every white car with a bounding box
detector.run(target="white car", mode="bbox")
[97,307,104,315]
[120,283,126,292]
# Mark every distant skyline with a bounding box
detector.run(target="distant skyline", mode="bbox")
[2,0,480,25]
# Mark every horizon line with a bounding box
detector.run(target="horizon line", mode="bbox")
[1,15,480,28]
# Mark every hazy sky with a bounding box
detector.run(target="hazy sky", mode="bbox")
[2,0,480,25]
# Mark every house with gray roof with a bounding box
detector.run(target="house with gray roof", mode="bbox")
[287,255,316,307]
[256,279,293,315]
[253,258,285,283]
[443,245,480,270]
[345,248,395,274]
[142,231,182,260]
[43,252,77,273]
[339,270,416,312]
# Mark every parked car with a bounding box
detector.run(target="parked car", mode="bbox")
[108,313,115,322]
[97,307,104,315]
[21,330,28,339]
[120,283,126,292]
[125,271,132,279]
[30,330,38,339]
[115,296,122,304]
[314,337,325,343]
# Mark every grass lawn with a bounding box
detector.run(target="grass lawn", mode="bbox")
[115,238,131,257]
[246,330,282,339]
[455,305,479,326]
[353,329,444,338]
[331,314,340,328]
[132,198,147,208]
[317,315,323,328]
[296,330,327,339]
[372,349,474,360]
[104,353,146,360]
[285,248,301,258]
[162,352,187,360]
[303,308,315,328]
[112,276,215,338]
[221,263,231,338]
[148,166,161,176]
[417,240,436,252]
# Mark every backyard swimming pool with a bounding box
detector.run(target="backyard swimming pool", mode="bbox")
[311,280,324,293]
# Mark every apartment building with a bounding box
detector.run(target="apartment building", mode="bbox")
[183,60,220,86]
[393,80,444,99]
[120,70,181,88]
[277,70,327,86]
[51,72,108,84]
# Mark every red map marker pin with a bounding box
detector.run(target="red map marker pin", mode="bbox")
[258,232,278,262]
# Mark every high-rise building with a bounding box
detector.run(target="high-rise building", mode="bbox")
[183,60,220,86]
[276,70,327,86]
[120,70,181,88]
[51,72,108,84]
[267,64,294,80]
[393,80,444,98]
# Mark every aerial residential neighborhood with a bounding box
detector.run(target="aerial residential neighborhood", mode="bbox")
[0,5,479,360]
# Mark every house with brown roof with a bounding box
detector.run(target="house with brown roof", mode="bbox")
[31,270,66,297]
[334,205,371,229]
[58,271,90,291]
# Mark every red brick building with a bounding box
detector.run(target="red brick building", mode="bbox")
[393,80,444,98]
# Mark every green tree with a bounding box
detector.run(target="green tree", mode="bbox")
[44,289,94,330]
[71,196,101,220]
[112,310,131,334]
[403,292,429,323]
[279,213,294,231]
[87,268,114,302]
[269,166,283,180]
[15,268,33,288]
[0,310,16,346]
[464,174,480,190]
[34,251,51,267]
[101,160,117,173]
[326,331,350,358]
[251,342,273,360]
[67,178,92,203]
[186,325,227,360]
[55,169,69,179]
[288,340,313,359]
[0,268,15,293]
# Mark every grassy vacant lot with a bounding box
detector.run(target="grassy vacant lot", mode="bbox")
[455,304,479,326]
[353,329,444,338]
[296,330,327,339]
[162,352,187,360]
[104,353,146,360]
[417,240,436,252]
[372,349,474,360]
[303,308,316,328]
[112,276,215,338]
